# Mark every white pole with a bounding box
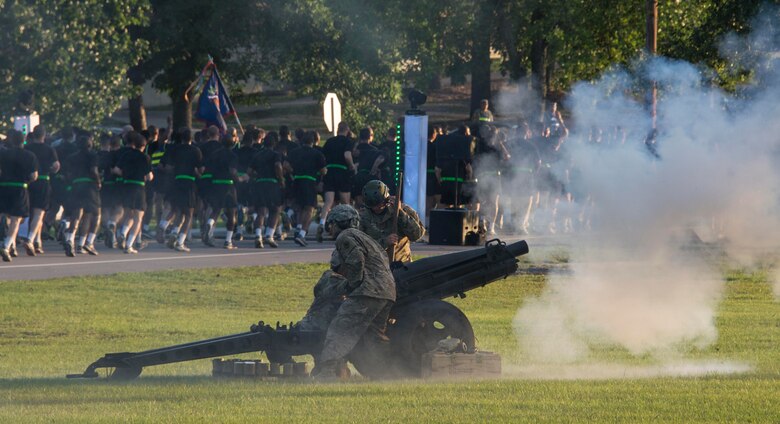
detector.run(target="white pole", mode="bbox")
[403,114,428,218]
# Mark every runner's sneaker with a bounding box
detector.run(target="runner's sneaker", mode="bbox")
[166,234,177,249]
[9,245,18,257]
[134,239,149,251]
[64,241,75,258]
[264,236,278,248]
[174,242,191,252]
[255,237,264,249]
[22,240,36,257]
[33,241,44,255]
[294,233,307,247]
[75,245,85,254]
[82,244,99,256]
[156,228,166,244]
[116,232,125,250]
[316,224,324,243]
[124,246,138,254]
[223,241,237,250]
[0,248,11,262]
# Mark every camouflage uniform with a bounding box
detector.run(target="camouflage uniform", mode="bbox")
[317,227,396,368]
[297,270,350,332]
[359,204,425,263]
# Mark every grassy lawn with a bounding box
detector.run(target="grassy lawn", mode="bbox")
[1,263,779,422]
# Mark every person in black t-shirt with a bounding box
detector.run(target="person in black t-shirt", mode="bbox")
[286,130,327,246]
[235,128,261,242]
[100,135,124,249]
[0,130,38,262]
[203,133,245,249]
[62,135,101,257]
[161,127,203,252]
[248,132,285,248]
[24,125,60,255]
[114,131,153,254]
[318,122,356,241]
[51,127,78,243]
[351,127,385,208]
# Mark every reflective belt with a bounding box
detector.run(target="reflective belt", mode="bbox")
[123,179,145,186]
[255,178,278,183]
[293,175,317,181]
[175,175,196,181]
[151,151,165,166]
[326,164,348,170]
[478,117,492,122]
[200,173,213,179]
[440,177,464,182]
[38,175,51,181]
[212,179,234,185]
[72,177,96,184]
[0,182,27,188]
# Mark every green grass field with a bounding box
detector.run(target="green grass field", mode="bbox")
[1,263,779,423]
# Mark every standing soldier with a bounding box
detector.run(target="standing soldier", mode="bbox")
[114,132,153,254]
[24,125,59,255]
[286,130,327,246]
[0,130,38,262]
[318,122,356,242]
[311,204,396,381]
[359,180,425,264]
[62,135,102,257]
[248,131,284,248]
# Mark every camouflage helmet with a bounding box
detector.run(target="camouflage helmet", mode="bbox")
[326,204,360,230]
[362,180,390,208]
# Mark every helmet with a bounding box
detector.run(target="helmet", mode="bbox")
[362,180,390,208]
[326,204,360,230]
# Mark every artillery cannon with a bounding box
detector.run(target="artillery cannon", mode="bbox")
[68,239,529,380]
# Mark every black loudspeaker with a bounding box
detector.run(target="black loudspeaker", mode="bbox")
[429,208,481,246]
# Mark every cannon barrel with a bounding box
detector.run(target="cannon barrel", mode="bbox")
[68,238,529,379]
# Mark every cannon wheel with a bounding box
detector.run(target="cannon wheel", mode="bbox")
[351,299,475,379]
[108,366,143,380]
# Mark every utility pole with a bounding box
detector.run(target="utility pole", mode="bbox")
[646,0,658,131]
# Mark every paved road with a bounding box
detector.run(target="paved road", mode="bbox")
[0,234,557,282]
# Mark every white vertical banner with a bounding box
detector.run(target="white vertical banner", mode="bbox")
[403,114,428,218]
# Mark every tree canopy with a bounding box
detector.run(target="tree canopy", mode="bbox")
[0,0,148,130]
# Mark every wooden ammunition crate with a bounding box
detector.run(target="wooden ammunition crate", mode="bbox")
[211,358,308,379]
[421,352,502,379]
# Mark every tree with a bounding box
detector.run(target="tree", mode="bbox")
[136,0,268,129]
[0,0,149,131]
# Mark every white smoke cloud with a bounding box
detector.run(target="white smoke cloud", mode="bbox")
[506,7,780,363]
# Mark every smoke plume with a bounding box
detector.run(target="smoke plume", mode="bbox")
[500,7,780,364]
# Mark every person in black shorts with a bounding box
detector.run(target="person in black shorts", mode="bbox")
[51,127,78,243]
[62,135,102,257]
[100,135,124,248]
[248,132,285,248]
[24,125,59,255]
[286,130,327,246]
[318,122,356,241]
[196,125,224,239]
[161,127,203,252]
[235,128,261,242]
[425,125,441,227]
[114,131,152,254]
[0,130,38,262]
[351,127,385,208]
[203,133,244,249]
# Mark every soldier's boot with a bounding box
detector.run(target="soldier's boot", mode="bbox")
[311,360,340,382]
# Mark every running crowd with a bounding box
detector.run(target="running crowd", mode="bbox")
[0,101,576,262]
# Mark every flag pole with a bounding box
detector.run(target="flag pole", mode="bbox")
[184,58,214,103]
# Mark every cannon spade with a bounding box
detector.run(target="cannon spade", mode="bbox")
[67,239,529,380]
